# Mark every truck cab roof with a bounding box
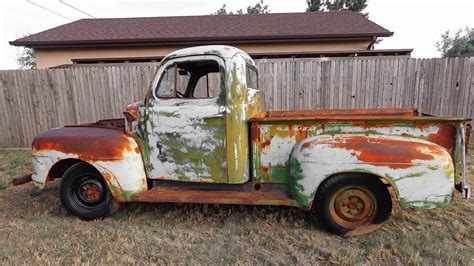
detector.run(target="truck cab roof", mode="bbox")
[162,45,256,66]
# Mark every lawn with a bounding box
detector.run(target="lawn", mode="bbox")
[0,148,473,264]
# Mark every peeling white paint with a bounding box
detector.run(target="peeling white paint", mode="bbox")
[260,134,296,167]
[32,147,147,201]
[147,97,226,182]
[291,134,454,207]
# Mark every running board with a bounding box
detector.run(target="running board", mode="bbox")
[131,188,301,207]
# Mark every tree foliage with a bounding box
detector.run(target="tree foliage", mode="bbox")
[212,0,270,15]
[436,27,474,57]
[16,33,37,70]
[17,48,37,70]
[306,0,368,17]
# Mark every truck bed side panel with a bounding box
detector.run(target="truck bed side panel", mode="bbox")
[251,119,458,184]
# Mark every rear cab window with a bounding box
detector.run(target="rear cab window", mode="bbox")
[246,65,258,90]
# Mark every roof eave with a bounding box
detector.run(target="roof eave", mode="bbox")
[10,32,394,48]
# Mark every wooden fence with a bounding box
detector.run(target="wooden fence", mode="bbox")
[0,57,473,148]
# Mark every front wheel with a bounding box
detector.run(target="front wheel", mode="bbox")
[313,174,392,236]
[60,162,118,220]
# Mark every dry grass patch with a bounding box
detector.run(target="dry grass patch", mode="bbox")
[0,148,473,264]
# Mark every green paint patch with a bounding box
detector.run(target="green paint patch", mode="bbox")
[267,166,289,183]
[399,195,451,209]
[397,171,427,181]
[288,158,311,207]
[161,110,181,118]
[109,183,142,202]
[443,164,454,181]
[131,133,150,178]
[427,165,439,171]
[321,128,343,136]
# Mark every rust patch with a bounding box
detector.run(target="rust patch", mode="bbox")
[309,136,439,169]
[124,104,139,121]
[295,125,310,142]
[251,123,260,141]
[263,108,418,118]
[414,122,434,131]
[350,121,395,130]
[132,187,298,206]
[260,140,271,149]
[33,127,138,161]
[302,142,312,149]
[288,125,295,137]
[426,125,456,151]
[124,104,139,131]
[260,166,269,174]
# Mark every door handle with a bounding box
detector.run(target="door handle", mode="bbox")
[203,113,224,120]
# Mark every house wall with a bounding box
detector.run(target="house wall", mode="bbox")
[34,40,372,68]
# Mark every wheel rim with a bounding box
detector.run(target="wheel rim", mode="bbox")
[70,174,107,208]
[329,185,377,229]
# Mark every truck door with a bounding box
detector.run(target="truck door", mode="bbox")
[145,57,227,183]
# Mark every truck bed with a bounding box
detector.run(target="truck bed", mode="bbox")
[250,108,470,184]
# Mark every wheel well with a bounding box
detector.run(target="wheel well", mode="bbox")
[47,159,89,180]
[316,172,394,198]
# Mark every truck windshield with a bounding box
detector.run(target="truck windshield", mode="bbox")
[246,65,258,90]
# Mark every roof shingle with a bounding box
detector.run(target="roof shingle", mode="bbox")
[10,11,393,48]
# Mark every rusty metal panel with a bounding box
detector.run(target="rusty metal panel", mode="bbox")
[31,126,147,202]
[253,119,459,184]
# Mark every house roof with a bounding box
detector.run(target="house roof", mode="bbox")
[10,11,393,48]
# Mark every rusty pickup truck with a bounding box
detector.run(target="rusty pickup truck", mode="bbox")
[15,46,471,236]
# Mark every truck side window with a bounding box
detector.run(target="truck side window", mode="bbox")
[194,72,221,98]
[246,65,258,90]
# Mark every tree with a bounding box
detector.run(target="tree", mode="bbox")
[436,27,474,57]
[16,33,37,70]
[211,0,270,15]
[246,0,270,14]
[306,0,368,17]
[306,0,323,12]
[17,48,36,69]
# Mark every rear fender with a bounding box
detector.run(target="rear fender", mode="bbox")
[289,134,455,209]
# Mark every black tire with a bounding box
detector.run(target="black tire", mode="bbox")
[313,173,392,236]
[60,162,118,221]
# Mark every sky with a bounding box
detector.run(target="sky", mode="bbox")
[0,0,473,70]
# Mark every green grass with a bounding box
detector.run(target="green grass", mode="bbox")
[0,148,473,264]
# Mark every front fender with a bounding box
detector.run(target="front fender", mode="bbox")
[289,134,454,209]
[32,126,148,202]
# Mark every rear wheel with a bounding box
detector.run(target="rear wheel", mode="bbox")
[60,162,118,220]
[314,174,392,235]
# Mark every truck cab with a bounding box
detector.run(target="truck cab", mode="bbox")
[22,45,471,236]
[138,46,262,184]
